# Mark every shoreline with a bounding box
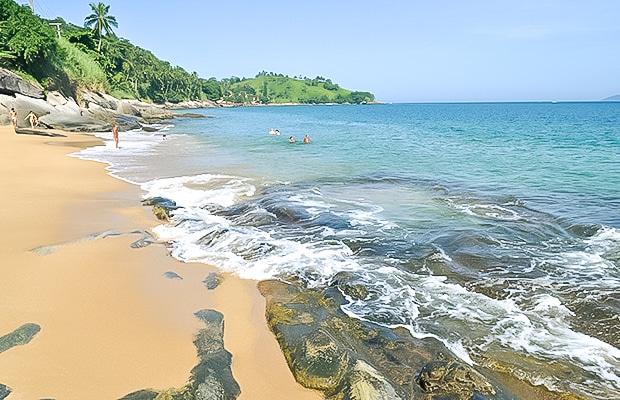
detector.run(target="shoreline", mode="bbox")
[0,125,320,399]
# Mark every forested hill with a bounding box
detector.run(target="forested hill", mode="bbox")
[0,0,374,105]
[224,72,374,105]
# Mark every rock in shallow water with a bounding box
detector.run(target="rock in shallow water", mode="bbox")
[258,279,582,400]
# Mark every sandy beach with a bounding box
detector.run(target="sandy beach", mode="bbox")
[0,125,320,399]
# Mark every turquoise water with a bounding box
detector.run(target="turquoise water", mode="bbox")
[154,102,619,226]
[75,102,620,398]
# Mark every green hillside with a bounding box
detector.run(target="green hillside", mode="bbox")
[225,72,374,105]
[0,0,374,105]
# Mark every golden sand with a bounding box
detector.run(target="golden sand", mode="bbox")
[0,125,320,399]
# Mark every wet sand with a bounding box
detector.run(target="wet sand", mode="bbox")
[0,125,320,399]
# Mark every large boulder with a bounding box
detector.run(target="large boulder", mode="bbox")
[0,68,44,99]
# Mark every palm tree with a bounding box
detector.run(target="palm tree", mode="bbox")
[84,2,118,52]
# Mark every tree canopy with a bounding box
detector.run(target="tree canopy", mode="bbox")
[0,0,375,105]
[83,2,118,52]
[0,0,58,80]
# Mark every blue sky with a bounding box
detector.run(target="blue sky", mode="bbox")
[19,0,620,103]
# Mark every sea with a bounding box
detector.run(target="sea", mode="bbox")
[73,102,620,399]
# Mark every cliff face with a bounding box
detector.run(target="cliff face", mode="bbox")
[0,68,217,132]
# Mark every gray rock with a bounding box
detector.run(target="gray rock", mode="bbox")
[1,69,218,132]
[0,383,11,400]
[0,68,44,99]
[191,310,240,400]
[163,271,183,280]
[0,323,41,353]
[129,230,156,249]
[203,272,224,290]
[119,309,240,400]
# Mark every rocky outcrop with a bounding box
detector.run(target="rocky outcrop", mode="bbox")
[0,323,41,353]
[0,384,11,400]
[119,309,240,400]
[0,68,218,132]
[190,309,240,400]
[0,68,44,99]
[258,279,582,400]
[0,323,41,398]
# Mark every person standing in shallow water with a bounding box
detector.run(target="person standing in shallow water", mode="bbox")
[303,134,310,144]
[112,123,119,148]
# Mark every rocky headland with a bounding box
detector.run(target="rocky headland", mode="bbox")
[0,68,218,133]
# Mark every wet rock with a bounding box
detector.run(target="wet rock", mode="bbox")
[142,197,179,222]
[293,329,349,392]
[190,310,240,399]
[0,323,41,353]
[0,384,11,400]
[331,272,369,300]
[416,360,495,400]
[258,279,574,400]
[152,204,171,221]
[347,360,401,400]
[203,272,224,290]
[128,230,156,249]
[118,389,158,400]
[119,309,240,400]
[164,271,183,280]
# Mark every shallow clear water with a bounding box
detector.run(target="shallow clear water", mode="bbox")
[75,102,620,398]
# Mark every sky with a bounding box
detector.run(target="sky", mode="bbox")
[17,0,620,103]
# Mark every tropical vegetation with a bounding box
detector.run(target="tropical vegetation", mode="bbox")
[0,0,374,105]
[83,2,117,52]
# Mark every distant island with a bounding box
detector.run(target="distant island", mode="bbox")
[224,72,375,105]
[0,0,374,106]
[602,95,620,101]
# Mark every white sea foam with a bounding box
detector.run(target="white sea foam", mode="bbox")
[451,201,525,222]
[141,174,255,208]
[70,128,168,183]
